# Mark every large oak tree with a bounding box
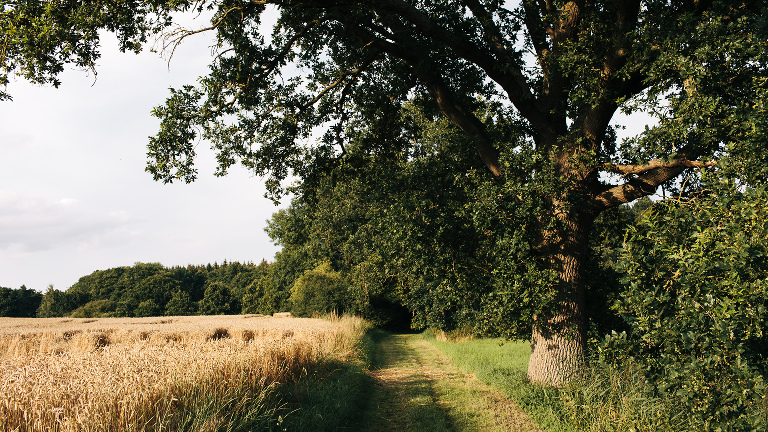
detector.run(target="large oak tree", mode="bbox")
[3,0,767,384]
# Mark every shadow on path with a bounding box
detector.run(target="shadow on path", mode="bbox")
[359,333,540,432]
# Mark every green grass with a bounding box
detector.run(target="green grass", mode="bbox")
[247,327,688,431]
[354,331,533,432]
[423,331,687,432]
[268,329,383,431]
[273,360,374,431]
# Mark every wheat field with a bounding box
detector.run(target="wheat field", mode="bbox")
[0,314,369,431]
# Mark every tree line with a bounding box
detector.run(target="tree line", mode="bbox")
[2,261,270,318]
[0,255,406,323]
[0,285,43,318]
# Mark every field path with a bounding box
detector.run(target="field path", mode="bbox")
[359,333,540,432]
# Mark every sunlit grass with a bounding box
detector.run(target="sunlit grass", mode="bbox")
[424,330,685,432]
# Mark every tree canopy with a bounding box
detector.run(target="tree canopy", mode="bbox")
[3,0,767,385]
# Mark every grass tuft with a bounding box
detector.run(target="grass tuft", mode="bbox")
[206,327,230,341]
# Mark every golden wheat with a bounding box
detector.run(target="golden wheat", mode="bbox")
[0,314,369,431]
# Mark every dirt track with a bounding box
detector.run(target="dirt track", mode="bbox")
[360,333,540,432]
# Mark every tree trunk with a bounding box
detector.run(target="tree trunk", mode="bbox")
[527,210,590,386]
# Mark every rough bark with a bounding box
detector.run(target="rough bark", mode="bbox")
[527,207,590,386]
[528,315,584,385]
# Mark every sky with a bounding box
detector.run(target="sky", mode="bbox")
[0,20,286,292]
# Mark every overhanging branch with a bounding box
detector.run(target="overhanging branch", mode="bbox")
[360,0,556,141]
[586,156,717,213]
[298,52,379,112]
[601,158,717,175]
[343,22,503,176]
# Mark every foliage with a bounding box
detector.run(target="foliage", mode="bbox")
[30,261,271,318]
[240,276,271,315]
[605,183,768,430]
[135,299,163,317]
[36,285,73,318]
[0,285,42,317]
[583,198,653,348]
[263,105,645,337]
[258,103,520,333]
[70,299,118,318]
[165,289,196,316]
[198,280,234,315]
[289,262,353,317]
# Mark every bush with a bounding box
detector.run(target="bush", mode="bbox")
[290,262,352,316]
[135,299,162,317]
[70,299,117,318]
[606,184,768,430]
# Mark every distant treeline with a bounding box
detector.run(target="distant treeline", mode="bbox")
[0,285,43,317]
[0,257,408,328]
[1,261,287,319]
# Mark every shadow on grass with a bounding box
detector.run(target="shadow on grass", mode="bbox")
[269,330,457,432]
[269,329,387,431]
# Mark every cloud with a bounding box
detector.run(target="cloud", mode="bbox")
[0,191,140,255]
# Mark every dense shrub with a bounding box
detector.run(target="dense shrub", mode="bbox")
[290,262,352,316]
[70,299,117,318]
[605,184,768,430]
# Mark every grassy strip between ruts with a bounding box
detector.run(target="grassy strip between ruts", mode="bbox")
[423,330,689,432]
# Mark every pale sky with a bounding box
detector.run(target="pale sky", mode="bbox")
[0,23,285,292]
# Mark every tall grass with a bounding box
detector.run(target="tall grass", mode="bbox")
[0,315,370,431]
[424,330,686,432]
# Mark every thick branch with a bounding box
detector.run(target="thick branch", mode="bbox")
[362,0,557,142]
[573,1,643,151]
[521,1,551,64]
[523,1,587,134]
[587,165,686,212]
[419,73,503,176]
[602,158,717,175]
[587,156,717,213]
[345,23,503,176]
[550,1,584,46]
[461,0,517,62]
